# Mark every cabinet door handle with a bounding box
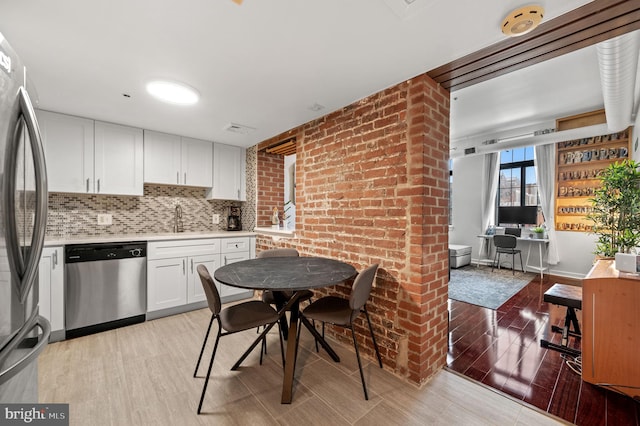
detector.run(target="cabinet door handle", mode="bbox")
[182,259,185,274]
[237,189,240,199]
[190,258,193,273]
[97,179,100,193]
[86,178,90,192]
[52,251,58,269]
[177,172,179,184]
[184,172,187,184]
[224,256,227,265]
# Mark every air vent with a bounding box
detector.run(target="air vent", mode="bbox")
[534,128,555,136]
[224,123,256,135]
[464,147,476,155]
[482,139,497,145]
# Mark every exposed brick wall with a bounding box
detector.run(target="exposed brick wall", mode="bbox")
[256,152,285,227]
[256,72,449,386]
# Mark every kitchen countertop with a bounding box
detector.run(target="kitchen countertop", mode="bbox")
[45,230,256,246]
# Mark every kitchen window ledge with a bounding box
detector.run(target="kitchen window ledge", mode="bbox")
[253,226,296,238]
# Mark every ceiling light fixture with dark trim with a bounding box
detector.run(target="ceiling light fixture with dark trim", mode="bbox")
[501,5,544,37]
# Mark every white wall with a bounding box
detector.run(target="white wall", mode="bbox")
[449,155,484,259]
[449,151,599,279]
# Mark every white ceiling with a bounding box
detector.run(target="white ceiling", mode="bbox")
[450,44,604,144]
[0,0,595,148]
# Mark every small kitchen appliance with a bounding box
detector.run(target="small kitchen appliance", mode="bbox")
[227,206,242,231]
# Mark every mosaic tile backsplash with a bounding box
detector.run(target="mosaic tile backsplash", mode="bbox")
[46,146,258,238]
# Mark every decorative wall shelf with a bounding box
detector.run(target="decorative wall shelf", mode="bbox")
[555,128,632,232]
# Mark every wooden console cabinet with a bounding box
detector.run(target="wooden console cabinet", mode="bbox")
[582,260,640,398]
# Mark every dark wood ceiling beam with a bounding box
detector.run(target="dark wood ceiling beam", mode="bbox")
[427,0,640,91]
[433,2,637,82]
[445,12,640,90]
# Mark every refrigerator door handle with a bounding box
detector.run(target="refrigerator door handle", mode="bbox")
[0,312,51,386]
[2,87,49,304]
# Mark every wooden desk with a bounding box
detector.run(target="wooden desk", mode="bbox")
[582,260,640,398]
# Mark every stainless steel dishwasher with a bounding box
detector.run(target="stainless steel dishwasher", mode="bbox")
[65,242,146,339]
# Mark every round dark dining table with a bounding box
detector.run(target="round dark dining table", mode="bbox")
[214,255,357,403]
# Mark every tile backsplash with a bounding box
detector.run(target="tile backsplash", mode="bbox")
[46,146,257,238]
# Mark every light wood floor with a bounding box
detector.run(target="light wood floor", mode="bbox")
[39,307,566,425]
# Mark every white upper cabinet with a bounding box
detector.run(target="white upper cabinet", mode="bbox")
[143,130,181,185]
[144,131,212,187]
[36,110,143,196]
[181,137,213,187]
[94,121,144,196]
[37,110,94,193]
[209,143,246,201]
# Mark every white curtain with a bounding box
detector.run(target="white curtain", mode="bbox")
[481,153,500,233]
[534,144,560,265]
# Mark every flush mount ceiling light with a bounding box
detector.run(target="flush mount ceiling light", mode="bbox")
[146,80,199,106]
[501,5,544,37]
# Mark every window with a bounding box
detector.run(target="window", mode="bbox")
[498,147,540,225]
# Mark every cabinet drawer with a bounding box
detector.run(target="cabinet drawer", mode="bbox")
[148,238,220,260]
[220,237,250,254]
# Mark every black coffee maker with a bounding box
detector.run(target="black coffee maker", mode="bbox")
[227,206,242,231]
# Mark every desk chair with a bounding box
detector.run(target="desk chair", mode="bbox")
[194,265,284,414]
[492,234,524,274]
[505,227,521,237]
[299,264,383,400]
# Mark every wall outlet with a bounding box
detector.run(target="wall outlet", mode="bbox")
[97,213,112,226]
[212,214,220,225]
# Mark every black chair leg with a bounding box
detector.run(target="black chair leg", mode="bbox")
[350,325,369,400]
[363,305,383,368]
[194,315,214,377]
[512,253,515,275]
[519,251,524,273]
[197,329,221,414]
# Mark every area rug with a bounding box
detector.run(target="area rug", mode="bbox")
[449,265,535,310]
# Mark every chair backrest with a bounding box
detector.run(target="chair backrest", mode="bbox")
[505,227,521,237]
[349,264,378,315]
[257,248,299,258]
[493,234,517,249]
[197,264,222,315]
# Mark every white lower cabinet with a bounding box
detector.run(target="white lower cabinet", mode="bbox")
[218,237,252,299]
[187,254,221,303]
[147,237,253,316]
[147,257,189,311]
[38,246,64,340]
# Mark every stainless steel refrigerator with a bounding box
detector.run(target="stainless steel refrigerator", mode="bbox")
[0,31,50,402]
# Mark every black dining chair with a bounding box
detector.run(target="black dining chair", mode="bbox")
[259,248,314,311]
[258,248,316,348]
[298,264,383,400]
[193,264,284,414]
[492,234,524,274]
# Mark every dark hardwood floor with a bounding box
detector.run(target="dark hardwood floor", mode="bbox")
[447,271,640,425]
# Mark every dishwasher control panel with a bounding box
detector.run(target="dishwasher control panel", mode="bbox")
[65,242,147,263]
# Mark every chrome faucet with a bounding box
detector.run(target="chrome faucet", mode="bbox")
[174,204,184,233]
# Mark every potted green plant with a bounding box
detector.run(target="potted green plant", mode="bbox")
[586,159,640,257]
[531,226,545,239]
